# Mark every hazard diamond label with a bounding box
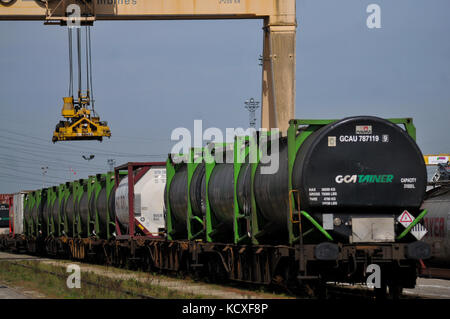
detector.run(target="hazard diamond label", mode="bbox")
[411,224,428,241]
[398,210,415,228]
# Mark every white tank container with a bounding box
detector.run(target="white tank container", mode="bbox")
[115,167,166,235]
[12,193,24,235]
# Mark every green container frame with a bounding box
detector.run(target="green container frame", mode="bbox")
[33,190,44,238]
[248,130,279,245]
[204,142,233,243]
[166,153,189,240]
[91,172,118,240]
[163,117,417,246]
[187,148,206,241]
[233,135,255,245]
[286,118,417,245]
[60,183,71,237]
[46,186,58,237]
[23,192,34,237]
[72,180,84,238]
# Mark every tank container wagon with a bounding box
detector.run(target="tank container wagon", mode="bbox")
[0,116,432,297]
[164,116,431,292]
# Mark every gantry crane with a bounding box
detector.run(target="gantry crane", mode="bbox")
[0,0,297,133]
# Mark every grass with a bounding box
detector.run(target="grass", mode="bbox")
[0,260,209,299]
[38,259,293,299]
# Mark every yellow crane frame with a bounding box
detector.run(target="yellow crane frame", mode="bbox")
[52,96,111,142]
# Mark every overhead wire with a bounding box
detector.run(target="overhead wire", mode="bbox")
[88,26,94,110]
[0,173,64,184]
[0,162,96,174]
[77,27,82,96]
[0,164,80,181]
[0,172,65,184]
[0,135,142,162]
[85,25,90,104]
[0,145,107,170]
[0,154,101,173]
[0,137,97,157]
[0,127,167,158]
[0,138,165,159]
[0,177,47,188]
[68,27,73,97]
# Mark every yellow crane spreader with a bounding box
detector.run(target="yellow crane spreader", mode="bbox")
[52,96,111,143]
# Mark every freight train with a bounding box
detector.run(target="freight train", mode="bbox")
[0,116,434,298]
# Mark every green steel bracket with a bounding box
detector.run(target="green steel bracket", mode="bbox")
[89,172,119,240]
[106,171,120,240]
[34,190,43,238]
[397,209,428,240]
[187,148,205,240]
[289,119,337,126]
[165,156,176,240]
[300,211,334,241]
[250,130,279,245]
[205,142,233,243]
[166,153,189,240]
[23,193,34,237]
[47,187,57,237]
[30,192,36,237]
[86,176,95,237]
[55,185,65,237]
[60,183,71,237]
[66,181,76,237]
[91,175,101,238]
[22,194,28,236]
[72,180,84,238]
[288,119,336,244]
[233,135,253,245]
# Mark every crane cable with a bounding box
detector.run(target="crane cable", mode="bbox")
[68,28,73,97]
[85,25,90,107]
[77,27,82,99]
[88,26,95,112]
[86,25,95,113]
[68,24,94,111]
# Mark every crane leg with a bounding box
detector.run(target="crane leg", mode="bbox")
[261,19,297,134]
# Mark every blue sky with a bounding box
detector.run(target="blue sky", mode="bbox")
[0,0,449,192]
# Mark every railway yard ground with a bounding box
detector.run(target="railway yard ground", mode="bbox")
[0,251,292,299]
[0,251,449,300]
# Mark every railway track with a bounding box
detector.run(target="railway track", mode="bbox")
[0,251,290,299]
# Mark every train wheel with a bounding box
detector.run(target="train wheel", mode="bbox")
[375,282,387,299]
[314,281,329,299]
[142,252,153,273]
[388,285,403,299]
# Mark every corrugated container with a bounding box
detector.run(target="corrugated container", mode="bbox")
[12,193,25,235]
